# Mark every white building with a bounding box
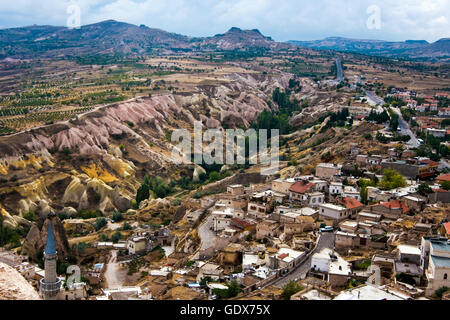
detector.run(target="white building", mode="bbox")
[211,208,235,232]
[329,182,344,196]
[318,203,349,221]
[311,248,351,286]
[425,240,450,296]
[334,285,405,300]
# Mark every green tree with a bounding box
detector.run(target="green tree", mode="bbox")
[282,281,303,300]
[435,287,449,299]
[111,231,122,243]
[360,186,369,204]
[380,168,407,190]
[441,181,450,191]
[94,217,107,231]
[418,184,434,196]
[112,211,124,222]
[136,183,150,205]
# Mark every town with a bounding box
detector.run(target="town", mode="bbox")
[1,137,449,300]
[0,3,449,304]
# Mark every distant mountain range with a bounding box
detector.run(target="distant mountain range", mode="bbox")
[0,20,448,62]
[0,20,288,59]
[288,37,450,62]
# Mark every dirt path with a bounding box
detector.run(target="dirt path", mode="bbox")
[104,250,125,289]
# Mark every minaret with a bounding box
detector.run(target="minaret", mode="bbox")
[39,221,62,300]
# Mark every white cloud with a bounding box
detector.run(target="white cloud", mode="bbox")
[0,0,448,42]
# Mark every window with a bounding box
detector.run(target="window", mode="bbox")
[445,274,448,280]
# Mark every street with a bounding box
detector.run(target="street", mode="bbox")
[272,232,335,288]
[365,91,384,113]
[364,89,421,149]
[197,215,216,251]
[392,107,421,149]
[336,58,344,82]
[104,250,126,289]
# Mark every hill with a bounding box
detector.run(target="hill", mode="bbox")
[0,20,288,59]
[289,36,450,62]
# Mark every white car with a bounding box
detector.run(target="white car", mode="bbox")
[320,226,334,233]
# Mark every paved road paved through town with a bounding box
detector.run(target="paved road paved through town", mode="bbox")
[273,232,335,288]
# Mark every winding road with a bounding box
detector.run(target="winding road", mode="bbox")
[104,250,125,289]
[336,58,344,82]
[272,232,335,288]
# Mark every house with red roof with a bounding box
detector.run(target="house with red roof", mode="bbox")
[437,174,450,184]
[289,180,325,207]
[367,200,410,219]
[441,222,450,238]
[337,197,365,218]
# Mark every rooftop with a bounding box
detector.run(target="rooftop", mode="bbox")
[397,245,421,256]
[437,174,450,182]
[289,180,315,194]
[338,197,364,209]
[317,163,342,169]
[320,203,346,211]
[431,255,450,268]
[334,285,404,300]
[379,200,410,214]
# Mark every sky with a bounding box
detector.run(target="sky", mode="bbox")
[0,0,448,42]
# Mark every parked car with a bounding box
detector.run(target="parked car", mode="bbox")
[320,226,334,233]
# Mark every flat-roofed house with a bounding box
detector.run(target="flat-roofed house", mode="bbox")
[272,179,295,195]
[256,220,279,241]
[315,163,342,179]
[196,263,224,282]
[318,203,349,222]
[227,184,245,196]
[127,236,147,255]
[425,240,450,296]
[311,248,351,288]
[247,202,270,220]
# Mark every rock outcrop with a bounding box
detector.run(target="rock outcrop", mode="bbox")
[22,215,70,262]
[0,262,40,300]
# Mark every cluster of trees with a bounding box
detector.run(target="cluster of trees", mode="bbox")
[384,96,406,108]
[389,109,400,132]
[99,231,122,244]
[136,175,174,205]
[415,133,449,161]
[366,109,390,124]
[211,280,242,299]
[94,217,108,231]
[282,281,304,300]
[376,133,410,144]
[0,216,22,248]
[320,108,351,132]
[380,168,407,190]
[254,110,291,136]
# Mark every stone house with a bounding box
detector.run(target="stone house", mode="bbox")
[256,220,280,241]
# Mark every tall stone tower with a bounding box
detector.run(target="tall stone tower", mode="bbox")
[39,221,62,300]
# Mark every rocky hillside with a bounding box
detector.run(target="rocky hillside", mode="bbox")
[289,37,450,62]
[0,72,291,228]
[201,27,289,51]
[0,262,40,300]
[0,20,290,59]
